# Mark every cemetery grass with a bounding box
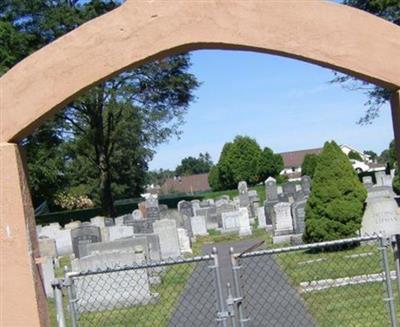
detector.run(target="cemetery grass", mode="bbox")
[276,243,400,326]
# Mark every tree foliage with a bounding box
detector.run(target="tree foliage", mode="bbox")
[301,154,320,178]
[303,141,367,243]
[333,0,399,124]
[2,0,199,216]
[258,147,284,181]
[363,150,378,162]
[348,150,363,161]
[209,136,282,191]
[175,153,213,176]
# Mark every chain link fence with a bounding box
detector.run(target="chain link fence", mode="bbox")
[234,236,399,327]
[51,235,399,327]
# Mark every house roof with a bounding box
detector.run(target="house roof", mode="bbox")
[279,148,322,168]
[160,173,210,194]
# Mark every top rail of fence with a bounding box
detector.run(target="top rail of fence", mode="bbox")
[67,253,214,277]
[236,235,380,259]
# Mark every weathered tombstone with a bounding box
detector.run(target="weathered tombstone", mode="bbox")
[153,219,181,259]
[71,225,101,258]
[362,176,374,189]
[216,202,236,227]
[291,199,307,234]
[301,175,312,195]
[145,196,160,220]
[132,209,144,220]
[39,237,57,258]
[90,216,106,228]
[64,221,81,230]
[108,225,134,241]
[159,204,169,219]
[114,216,124,226]
[283,182,296,202]
[191,199,201,212]
[72,247,155,312]
[257,207,267,229]
[272,202,293,236]
[123,214,134,226]
[221,211,241,233]
[361,186,400,236]
[86,237,150,259]
[40,256,55,298]
[215,198,229,207]
[178,201,194,218]
[238,181,250,207]
[265,177,278,201]
[238,207,252,236]
[104,218,114,226]
[200,200,210,208]
[38,227,73,255]
[190,216,208,236]
[177,228,192,254]
[132,219,154,234]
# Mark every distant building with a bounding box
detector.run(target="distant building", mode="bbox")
[279,148,322,180]
[339,144,372,162]
[160,173,211,195]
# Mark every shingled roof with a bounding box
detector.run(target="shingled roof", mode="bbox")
[279,148,323,168]
[160,173,210,194]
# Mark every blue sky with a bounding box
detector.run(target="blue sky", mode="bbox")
[148,50,393,170]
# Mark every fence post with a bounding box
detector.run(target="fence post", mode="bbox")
[64,267,79,327]
[226,282,237,327]
[392,234,400,304]
[52,279,66,327]
[379,236,398,327]
[230,247,248,327]
[211,247,228,327]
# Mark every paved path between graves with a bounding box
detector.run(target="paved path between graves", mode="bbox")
[169,239,315,326]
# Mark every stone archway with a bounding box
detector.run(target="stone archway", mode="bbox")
[1,1,399,325]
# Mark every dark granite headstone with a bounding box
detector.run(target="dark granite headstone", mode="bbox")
[264,200,278,225]
[132,220,154,234]
[301,175,312,195]
[71,225,101,258]
[291,199,307,234]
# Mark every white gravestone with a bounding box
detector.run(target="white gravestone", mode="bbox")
[38,228,72,255]
[361,187,400,236]
[64,221,81,230]
[221,211,241,233]
[177,228,192,254]
[257,207,267,229]
[40,256,55,298]
[108,226,134,241]
[238,207,252,236]
[90,216,106,228]
[190,216,208,236]
[39,238,58,257]
[272,202,293,236]
[153,219,181,259]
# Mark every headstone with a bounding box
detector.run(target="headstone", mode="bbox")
[123,214,134,226]
[136,233,161,261]
[265,177,278,201]
[291,199,307,234]
[257,207,267,229]
[40,257,55,298]
[221,211,241,233]
[178,201,194,218]
[361,186,400,236]
[104,218,114,226]
[132,209,144,220]
[108,225,134,241]
[64,221,81,230]
[132,219,154,234]
[72,248,155,312]
[301,175,312,195]
[138,201,147,217]
[114,216,124,226]
[177,228,192,254]
[159,204,169,219]
[272,202,293,236]
[238,207,252,236]
[283,182,296,202]
[71,225,101,258]
[39,237,57,257]
[375,171,393,187]
[90,216,107,228]
[190,216,208,236]
[38,227,72,255]
[238,181,250,207]
[191,200,201,212]
[153,219,181,259]
[145,201,160,220]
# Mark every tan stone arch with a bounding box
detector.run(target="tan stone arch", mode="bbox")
[1,1,399,325]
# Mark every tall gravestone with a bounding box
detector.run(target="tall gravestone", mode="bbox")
[153,219,181,259]
[238,207,252,236]
[272,202,293,236]
[190,216,208,236]
[291,198,307,234]
[361,186,400,236]
[71,225,101,258]
[301,175,312,195]
[132,220,154,234]
[221,211,241,233]
[257,207,267,229]
[282,182,296,203]
[145,195,160,220]
[238,181,250,207]
[178,200,194,236]
[264,177,279,225]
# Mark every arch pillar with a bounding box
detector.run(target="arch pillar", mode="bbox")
[0,143,49,327]
[391,90,400,167]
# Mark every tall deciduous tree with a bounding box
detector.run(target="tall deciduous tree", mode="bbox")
[303,141,367,243]
[258,147,283,180]
[1,0,199,216]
